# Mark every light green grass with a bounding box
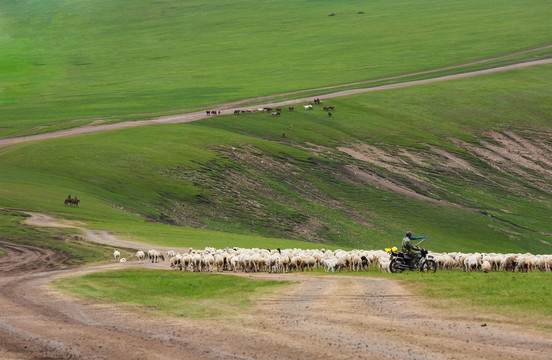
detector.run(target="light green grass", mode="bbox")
[2,0,551,131]
[53,269,290,318]
[394,271,552,331]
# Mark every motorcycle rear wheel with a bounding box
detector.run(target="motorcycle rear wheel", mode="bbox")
[389,259,403,273]
[421,259,437,273]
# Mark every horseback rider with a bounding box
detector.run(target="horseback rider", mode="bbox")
[402,231,425,264]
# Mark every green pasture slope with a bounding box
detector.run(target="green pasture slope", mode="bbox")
[0,64,551,254]
[1,0,551,134]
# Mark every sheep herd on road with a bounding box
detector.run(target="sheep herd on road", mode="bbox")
[114,248,552,274]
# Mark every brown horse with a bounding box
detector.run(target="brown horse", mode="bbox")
[65,196,80,207]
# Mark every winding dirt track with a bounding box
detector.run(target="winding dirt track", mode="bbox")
[0,213,550,359]
[0,57,551,149]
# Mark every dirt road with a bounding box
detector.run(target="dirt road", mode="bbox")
[1,57,551,149]
[0,213,550,359]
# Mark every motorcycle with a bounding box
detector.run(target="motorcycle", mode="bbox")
[387,247,437,273]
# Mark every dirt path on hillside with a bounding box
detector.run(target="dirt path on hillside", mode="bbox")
[1,57,551,149]
[0,213,550,359]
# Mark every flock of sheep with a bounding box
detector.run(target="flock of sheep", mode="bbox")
[113,248,552,274]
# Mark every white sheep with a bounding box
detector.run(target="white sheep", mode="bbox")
[113,250,121,262]
[119,258,127,263]
[481,260,491,273]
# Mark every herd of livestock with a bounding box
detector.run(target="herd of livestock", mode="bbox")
[114,247,552,274]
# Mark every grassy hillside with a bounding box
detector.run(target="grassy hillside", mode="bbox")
[1,0,551,133]
[0,65,550,253]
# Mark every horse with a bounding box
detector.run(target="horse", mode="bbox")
[64,196,80,207]
[303,105,312,110]
[288,106,295,111]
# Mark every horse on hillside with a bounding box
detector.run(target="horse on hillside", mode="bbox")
[64,195,80,207]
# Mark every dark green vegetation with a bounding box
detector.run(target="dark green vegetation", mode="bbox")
[2,0,551,135]
[1,64,551,253]
[54,269,289,318]
[0,210,116,265]
[395,271,552,331]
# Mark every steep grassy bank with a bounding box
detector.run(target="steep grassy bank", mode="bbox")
[2,0,551,132]
[0,65,550,253]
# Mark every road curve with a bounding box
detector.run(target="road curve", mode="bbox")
[0,213,550,359]
[1,58,551,149]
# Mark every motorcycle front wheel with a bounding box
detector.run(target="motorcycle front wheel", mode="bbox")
[421,259,437,273]
[389,259,403,273]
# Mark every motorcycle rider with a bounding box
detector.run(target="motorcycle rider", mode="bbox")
[402,231,425,265]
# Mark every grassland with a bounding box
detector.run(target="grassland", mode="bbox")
[0,64,551,253]
[395,271,552,332]
[53,269,289,318]
[1,0,551,134]
[0,1,550,342]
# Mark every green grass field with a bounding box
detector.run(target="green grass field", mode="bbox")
[396,271,552,331]
[1,64,550,253]
[53,269,289,318]
[1,0,551,333]
[1,0,551,133]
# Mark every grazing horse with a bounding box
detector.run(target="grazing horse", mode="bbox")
[303,105,312,110]
[328,112,333,117]
[288,106,295,111]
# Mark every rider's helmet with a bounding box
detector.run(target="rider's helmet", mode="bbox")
[405,231,412,237]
